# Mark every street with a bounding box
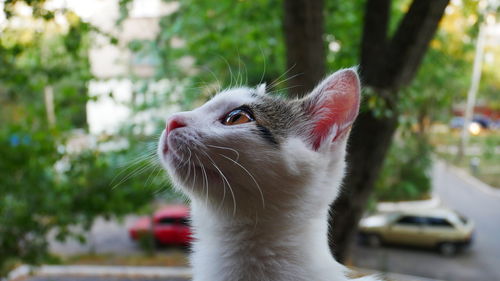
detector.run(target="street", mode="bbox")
[49,216,143,256]
[352,161,500,281]
[49,161,500,281]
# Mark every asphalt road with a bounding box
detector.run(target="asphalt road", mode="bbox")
[49,216,143,255]
[49,161,500,281]
[351,161,500,281]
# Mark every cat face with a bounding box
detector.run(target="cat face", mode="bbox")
[158,69,360,216]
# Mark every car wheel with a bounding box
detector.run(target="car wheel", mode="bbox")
[365,234,382,247]
[438,242,457,256]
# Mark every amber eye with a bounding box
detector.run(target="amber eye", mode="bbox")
[222,108,255,125]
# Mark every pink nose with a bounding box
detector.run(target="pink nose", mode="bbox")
[166,118,186,135]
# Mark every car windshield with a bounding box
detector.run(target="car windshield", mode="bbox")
[425,217,454,228]
[452,210,469,225]
[395,215,425,225]
[158,217,177,225]
[458,215,468,225]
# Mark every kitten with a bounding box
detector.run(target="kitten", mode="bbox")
[158,68,378,281]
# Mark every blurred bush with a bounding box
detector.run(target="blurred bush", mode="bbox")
[374,133,433,202]
[0,2,167,276]
[0,129,159,275]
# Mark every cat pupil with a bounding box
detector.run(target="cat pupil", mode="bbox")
[231,114,242,122]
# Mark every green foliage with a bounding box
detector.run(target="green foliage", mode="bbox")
[0,124,164,275]
[399,1,478,123]
[3,0,50,19]
[128,0,488,206]
[374,133,433,202]
[373,0,486,202]
[0,3,166,276]
[325,0,364,68]
[146,0,286,107]
[0,12,92,130]
[130,0,411,108]
[2,0,497,273]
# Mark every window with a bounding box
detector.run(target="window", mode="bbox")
[157,217,176,225]
[456,212,468,224]
[459,215,468,225]
[395,216,424,226]
[426,217,454,228]
[178,218,190,226]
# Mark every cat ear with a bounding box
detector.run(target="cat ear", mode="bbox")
[303,68,360,151]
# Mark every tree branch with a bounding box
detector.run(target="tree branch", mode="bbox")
[283,0,326,98]
[360,0,391,85]
[386,0,450,90]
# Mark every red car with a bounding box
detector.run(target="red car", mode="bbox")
[129,205,192,246]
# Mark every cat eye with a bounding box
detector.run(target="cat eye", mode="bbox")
[222,108,255,125]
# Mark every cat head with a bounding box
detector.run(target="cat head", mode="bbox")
[158,69,360,217]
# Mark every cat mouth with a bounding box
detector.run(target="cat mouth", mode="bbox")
[160,137,211,175]
[158,130,224,186]
[167,149,222,186]
[159,130,184,159]
[162,142,187,165]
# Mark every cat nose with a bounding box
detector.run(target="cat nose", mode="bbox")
[166,117,186,135]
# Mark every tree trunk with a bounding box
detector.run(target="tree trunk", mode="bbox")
[283,0,326,98]
[281,0,449,263]
[329,109,398,261]
[329,0,450,262]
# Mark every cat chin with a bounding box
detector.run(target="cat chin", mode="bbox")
[158,130,193,170]
[164,152,230,199]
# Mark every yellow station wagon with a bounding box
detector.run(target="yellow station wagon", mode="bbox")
[358,207,474,255]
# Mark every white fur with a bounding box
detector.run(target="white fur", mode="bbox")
[158,69,379,281]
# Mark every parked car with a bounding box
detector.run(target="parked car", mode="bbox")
[358,208,474,255]
[129,205,192,246]
[450,116,492,129]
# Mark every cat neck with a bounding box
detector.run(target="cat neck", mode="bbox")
[189,200,349,281]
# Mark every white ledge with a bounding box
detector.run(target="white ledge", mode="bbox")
[6,265,192,281]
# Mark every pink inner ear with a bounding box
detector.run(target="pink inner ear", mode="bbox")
[310,71,360,150]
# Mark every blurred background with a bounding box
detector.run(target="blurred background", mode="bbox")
[1,0,499,280]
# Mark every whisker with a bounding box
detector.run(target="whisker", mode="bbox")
[269,63,296,89]
[152,164,165,185]
[267,84,304,96]
[195,154,209,207]
[217,55,235,89]
[236,52,248,88]
[116,151,156,169]
[201,66,223,94]
[202,151,237,216]
[185,147,193,185]
[144,164,161,187]
[218,153,265,209]
[270,72,303,91]
[190,151,197,194]
[242,57,248,87]
[206,144,240,161]
[111,162,154,190]
[111,154,155,186]
[258,46,267,87]
[237,52,243,88]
